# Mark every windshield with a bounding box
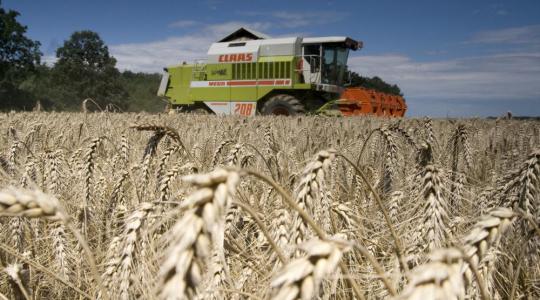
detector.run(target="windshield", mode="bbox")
[322,45,349,86]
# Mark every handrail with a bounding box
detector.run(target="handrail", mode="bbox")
[192,59,208,80]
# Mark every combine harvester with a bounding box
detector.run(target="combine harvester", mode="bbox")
[158,28,406,117]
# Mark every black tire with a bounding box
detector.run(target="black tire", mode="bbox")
[261,94,305,116]
[191,108,209,115]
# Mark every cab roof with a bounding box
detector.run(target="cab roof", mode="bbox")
[302,37,362,50]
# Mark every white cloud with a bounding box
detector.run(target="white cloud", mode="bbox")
[110,21,272,72]
[45,11,344,72]
[111,36,213,72]
[348,52,540,101]
[42,54,57,66]
[469,24,540,44]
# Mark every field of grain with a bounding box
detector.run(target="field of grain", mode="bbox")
[0,112,538,299]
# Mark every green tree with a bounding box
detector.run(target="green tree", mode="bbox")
[120,71,165,112]
[349,72,402,96]
[51,30,128,110]
[0,3,42,110]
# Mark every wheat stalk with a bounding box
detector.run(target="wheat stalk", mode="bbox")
[0,112,537,299]
[46,150,62,194]
[52,223,71,281]
[100,236,122,294]
[211,139,233,168]
[516,149,539,221]
[381,127,399,194]
[117,202,155,300]
[5,263,31,300]
[0,187,65,220]
[157,145,180,180]
[398,207,517,299]
[158,168,239,299]
[396,248,465,300]
[226,143,243,166]
[420,165,450,252]
[131,124,182,145]
[270,236,350,300]
[120,134,129,163]
[20,157,37,188]
[390,122,417,149]
[423,117,435,146]
[461,208,517,287]
[0,187,103,297]
[140,131,165,186]
[9,216,24,252]
[82,138,101,205]
[291,149,335,248]
[81,137,101,237]
[272,208,292,260]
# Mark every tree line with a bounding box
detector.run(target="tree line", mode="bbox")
[349,72,402,96]
[0,5,164,112]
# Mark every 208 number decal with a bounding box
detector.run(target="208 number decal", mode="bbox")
[234,103,254,116]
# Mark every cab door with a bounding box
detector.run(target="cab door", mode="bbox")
[302,44,322,84]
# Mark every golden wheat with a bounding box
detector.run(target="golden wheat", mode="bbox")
[0,112,537,299]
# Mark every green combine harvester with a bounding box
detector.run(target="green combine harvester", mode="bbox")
[158,28,362,116]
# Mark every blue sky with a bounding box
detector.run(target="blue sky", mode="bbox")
[3,0,540,117]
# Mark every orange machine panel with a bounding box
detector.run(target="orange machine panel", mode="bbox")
[339,87,407,117]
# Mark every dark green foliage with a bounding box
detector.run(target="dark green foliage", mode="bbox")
[19,66,164,112]
[49,30,128,110]
[0,4,42,110]
[349,71,402,96]
[120,71,165,112]
[0,2,163,113]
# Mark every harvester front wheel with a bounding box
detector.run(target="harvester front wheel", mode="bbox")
[191,108,209,115]
[261,94,305,116]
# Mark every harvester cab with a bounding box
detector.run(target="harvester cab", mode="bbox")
[300,37,361,93]
[158,27,405,117]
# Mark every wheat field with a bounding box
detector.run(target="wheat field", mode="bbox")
[0,112,538,299]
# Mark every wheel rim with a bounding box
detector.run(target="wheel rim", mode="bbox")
[192,108,208,115]
[271,106,291,116]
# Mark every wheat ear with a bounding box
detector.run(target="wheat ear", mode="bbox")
[52,223,71,281]
[0,187,64,220]
[270,236,350,300]
[397,208,517,300]
[0,187,103,297]
[292,149,335,247]
[420,165,451,252]
[397,248,465,300]
[117,202,155,300]
[5,263,31,300]
[158,168,239,299]
[461,207,517,290]
[211,139,233,168]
